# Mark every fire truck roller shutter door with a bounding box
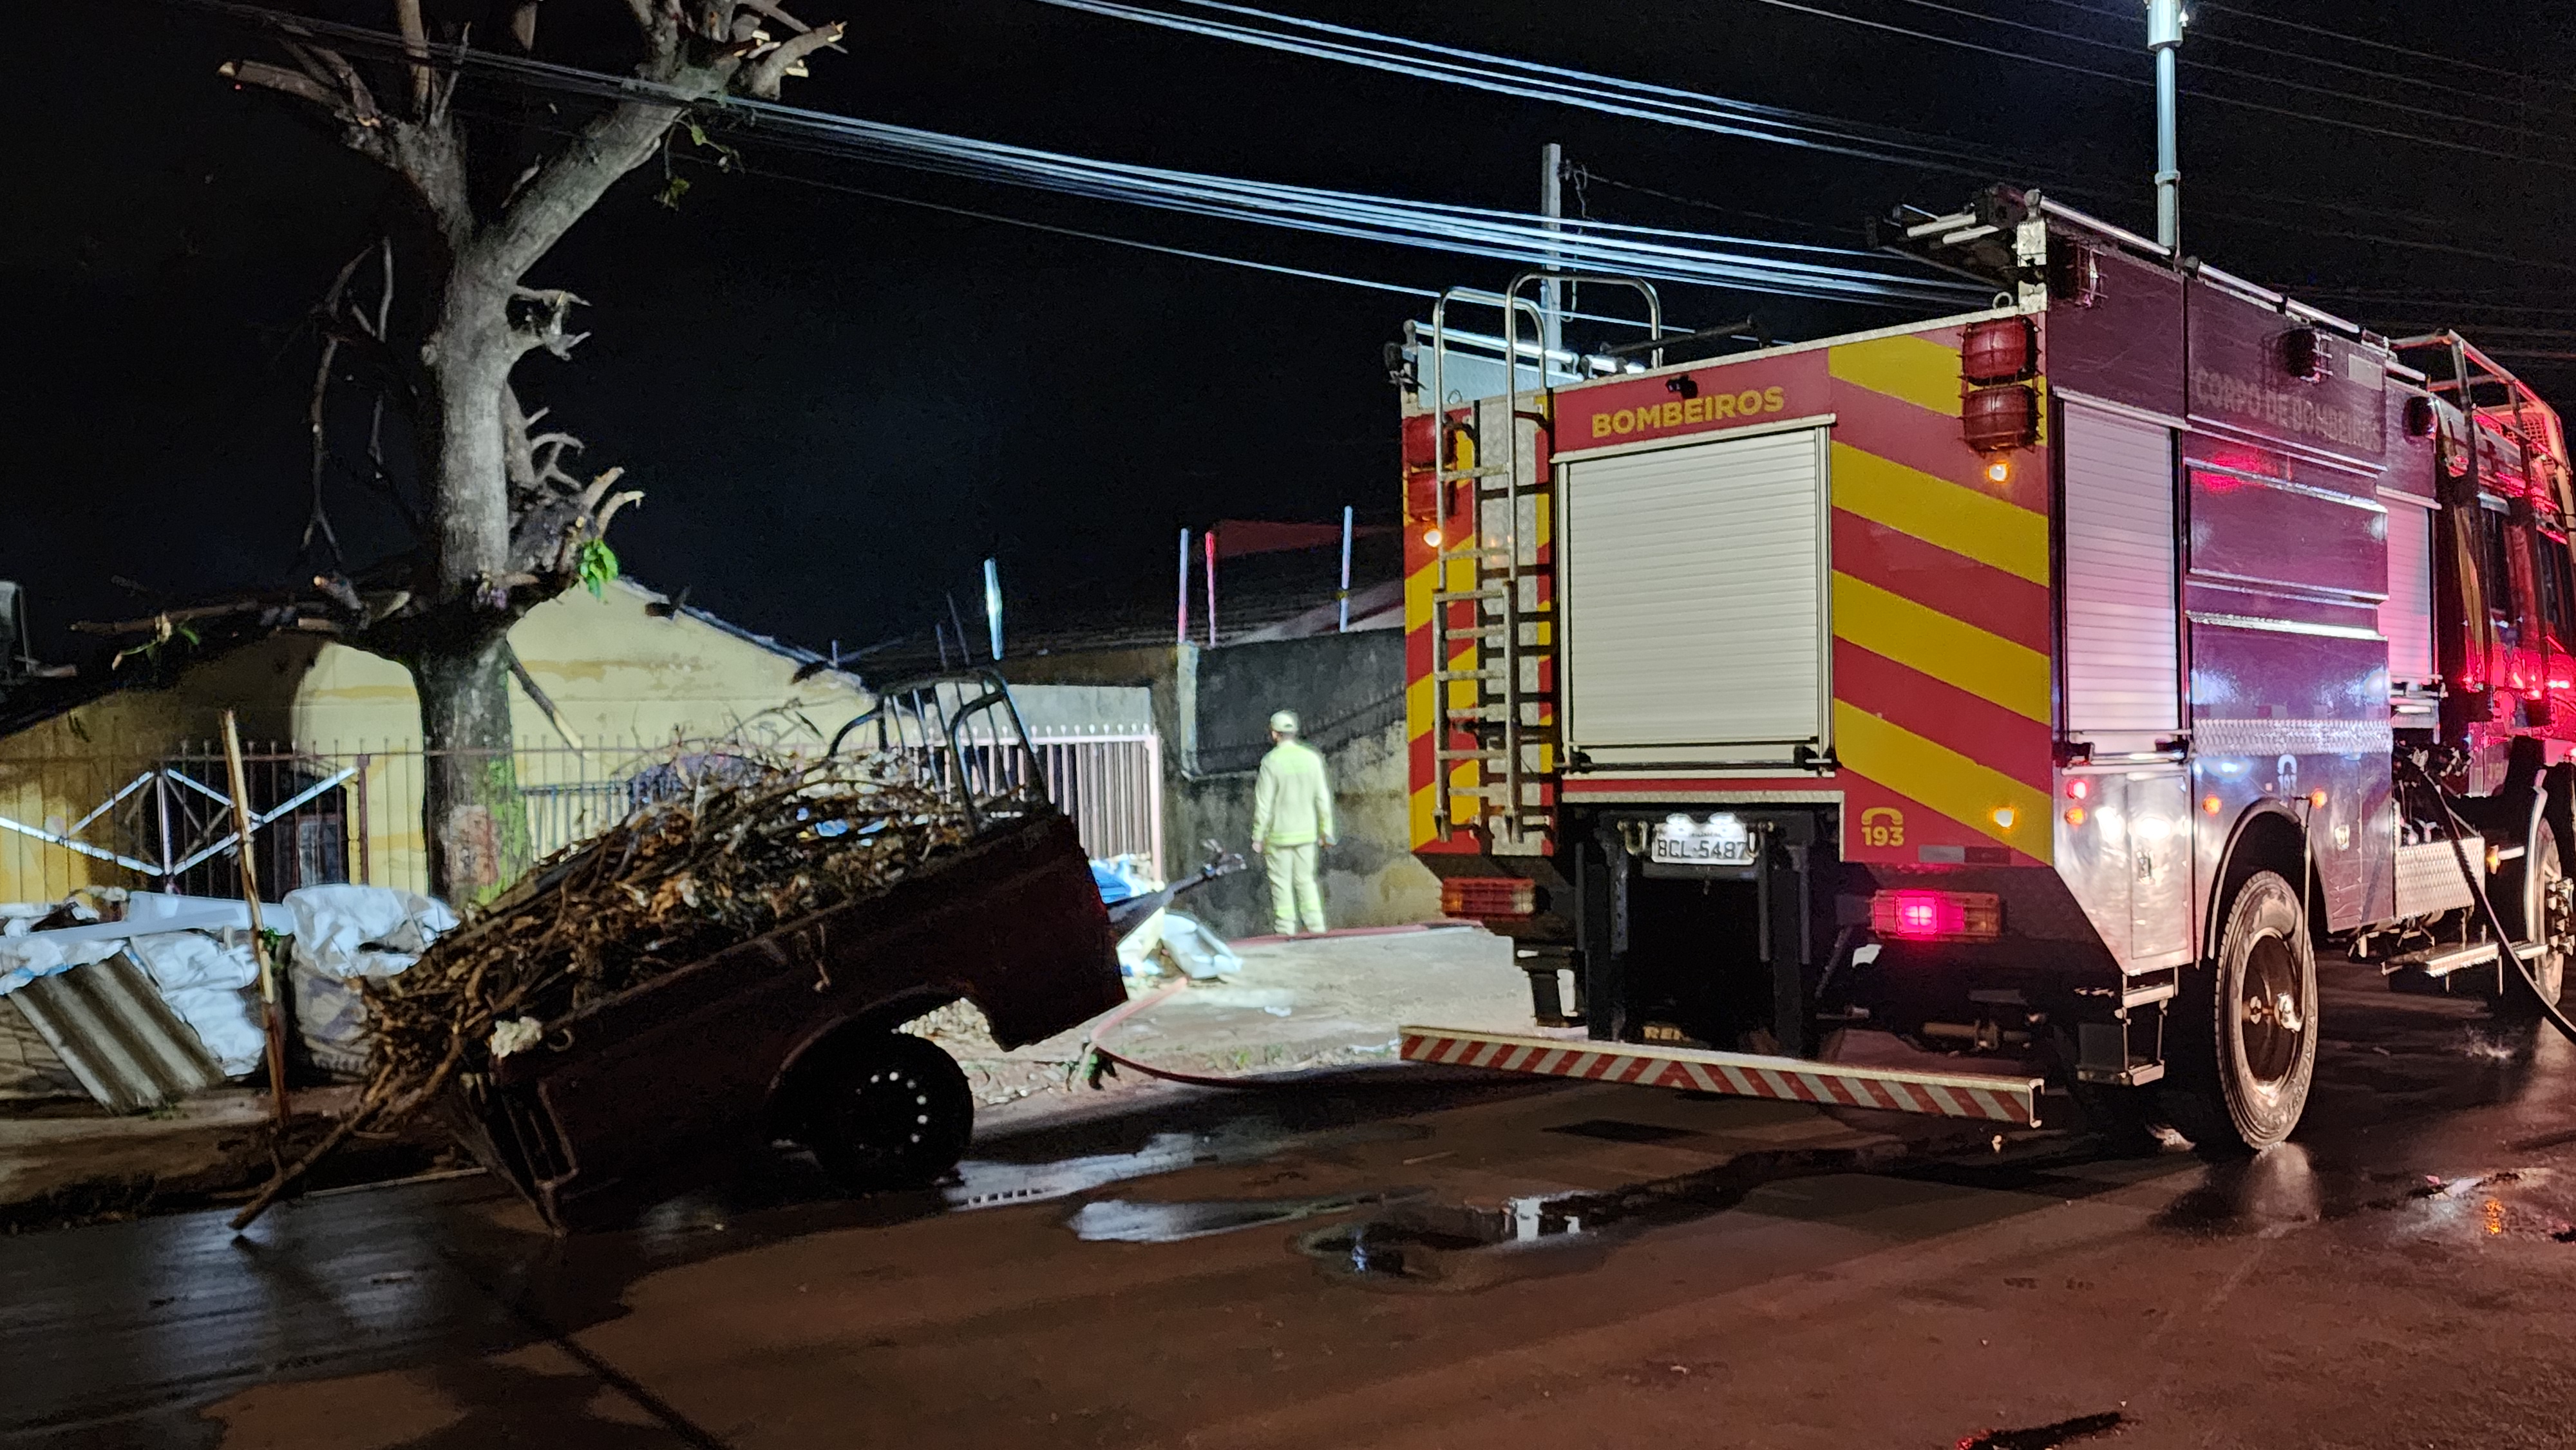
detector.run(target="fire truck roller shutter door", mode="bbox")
[1560,427,1830,761]
[2379,498,2438,688]
[2061,402,2184,742]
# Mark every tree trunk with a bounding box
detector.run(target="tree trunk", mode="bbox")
[415,295,528,907]
[415,635,529,905]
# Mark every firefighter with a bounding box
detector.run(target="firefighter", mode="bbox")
[1251,710,1335,936]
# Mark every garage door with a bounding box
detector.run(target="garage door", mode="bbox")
[1561,428,1830,763]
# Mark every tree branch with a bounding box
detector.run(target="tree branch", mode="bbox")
[395,0,435,117]
[742,21,844,99]
[220,59,339,113]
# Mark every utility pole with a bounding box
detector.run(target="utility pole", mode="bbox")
[2148,0,2183,254]
[1539,142,1564,375]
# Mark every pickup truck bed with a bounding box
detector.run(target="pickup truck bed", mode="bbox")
[445,807,1123,1230]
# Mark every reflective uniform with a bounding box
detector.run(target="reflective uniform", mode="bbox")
[1253,737,1334,936]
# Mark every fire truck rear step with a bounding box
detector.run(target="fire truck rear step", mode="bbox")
[1400,1026,2045,1127]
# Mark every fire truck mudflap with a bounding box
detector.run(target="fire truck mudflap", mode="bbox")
[1400,1026,2045,1125]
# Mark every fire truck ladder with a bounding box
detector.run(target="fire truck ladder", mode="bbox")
[1423,279,1660,855]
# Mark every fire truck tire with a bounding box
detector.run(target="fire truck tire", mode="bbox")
[795,1031,976,1193]
[2160,870,2316,1154]
[2493,818,2570,1013]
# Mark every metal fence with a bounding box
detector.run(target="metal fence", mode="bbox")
[0,725,1162,903]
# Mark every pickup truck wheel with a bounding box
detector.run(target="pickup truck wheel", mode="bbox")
[2160,869,2316,1154]
[798,1033,974,1192]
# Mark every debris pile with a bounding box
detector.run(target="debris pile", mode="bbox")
[234,751,970,1225]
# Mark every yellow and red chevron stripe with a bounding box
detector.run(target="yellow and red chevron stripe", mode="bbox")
[1824,328,2054,865]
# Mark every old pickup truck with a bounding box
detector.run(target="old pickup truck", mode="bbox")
[444,672,1130,1230]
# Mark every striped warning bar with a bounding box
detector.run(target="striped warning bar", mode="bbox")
[1399,1026,2043,1127]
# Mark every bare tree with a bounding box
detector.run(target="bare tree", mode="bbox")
[218,1,841,903]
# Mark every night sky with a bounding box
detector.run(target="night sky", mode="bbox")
[10,1,2573,665]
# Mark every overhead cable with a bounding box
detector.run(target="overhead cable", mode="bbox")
[1868,0,2571,144]
[1722,0,2576,172]
[164,0,1975,308]
[1036,0,2572,241]
[1026,0,2039,180]
[2198,3,2576,98]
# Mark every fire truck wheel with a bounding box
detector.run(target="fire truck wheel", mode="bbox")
[2494,819,2570,1013]
[795,1032,976,1194]
[2161,869,2316,1154]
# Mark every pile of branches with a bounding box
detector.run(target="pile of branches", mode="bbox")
[231,751,968,1229]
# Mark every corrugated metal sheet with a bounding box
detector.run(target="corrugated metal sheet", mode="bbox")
[8,954,223,1113]
[2063,402,2182,735]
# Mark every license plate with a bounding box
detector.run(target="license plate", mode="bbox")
[1649,814,1756,866]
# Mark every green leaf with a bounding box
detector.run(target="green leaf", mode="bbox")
[577,538,620,599]
[656,174,692,210]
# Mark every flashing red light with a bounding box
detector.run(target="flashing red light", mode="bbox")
[2065,778,2090,800]
[1870,890,2003,943]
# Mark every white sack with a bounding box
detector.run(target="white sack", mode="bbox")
[126,932,260,993]
[282,885,457,981]
[1157,913,1242,981]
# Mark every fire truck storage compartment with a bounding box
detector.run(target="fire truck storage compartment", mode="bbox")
[2059,400,2181,744]
[1560,425,1830,764]
[2378,496,2438,689]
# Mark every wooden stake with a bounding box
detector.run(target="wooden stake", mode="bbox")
[221,711,292,1129]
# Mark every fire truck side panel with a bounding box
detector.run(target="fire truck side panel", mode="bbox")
[2164,276,2400,945]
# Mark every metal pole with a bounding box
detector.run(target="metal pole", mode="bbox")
[220,711,290,1129]
[1539,142,1564,369]
[2148,0,2183,254]
[1177,527,1191,645]
[983,557,1003,661]
[1338,505,1354,633]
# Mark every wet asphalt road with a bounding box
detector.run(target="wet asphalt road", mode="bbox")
[11,969,2576,1449]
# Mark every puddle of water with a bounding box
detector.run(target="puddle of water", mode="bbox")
[944,1120,1424,1212]
[1065,1191,1410,1243]
[1956,1411,2128,1450]
[1296,1144,1913,1291]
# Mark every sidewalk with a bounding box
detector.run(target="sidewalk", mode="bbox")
[909,922,1536,1106]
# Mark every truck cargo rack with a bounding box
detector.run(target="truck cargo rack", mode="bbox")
[1400,1026,2045,1127]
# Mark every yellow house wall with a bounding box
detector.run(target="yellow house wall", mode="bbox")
[0,582,864,902]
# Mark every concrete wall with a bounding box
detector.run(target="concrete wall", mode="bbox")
[1002,632,1435,939]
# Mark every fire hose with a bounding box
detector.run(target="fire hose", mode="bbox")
[2401,751,2576,1046]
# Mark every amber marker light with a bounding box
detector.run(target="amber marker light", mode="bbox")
[2202,795,2224,814]
[1421,527,1443,548]
[2308,789,2329,807]
[1992,806,2018,829]
[1984,459,2012,485]
[2063,806,2087,827]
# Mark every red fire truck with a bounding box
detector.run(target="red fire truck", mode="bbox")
[1397,185,2575,1152]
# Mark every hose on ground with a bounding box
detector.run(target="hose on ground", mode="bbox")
[2400,751,2576,1046]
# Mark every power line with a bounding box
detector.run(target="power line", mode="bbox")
[1723,0,2576,172]
[1868,0,2572,144]
[1045,0,2576,265]
[1025,0,2041,179]
[2201,3,2576,99]
[168,0,1978,309]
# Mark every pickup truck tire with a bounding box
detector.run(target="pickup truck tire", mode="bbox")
[2159,869,2315,1154]
[797,1032,975,1192]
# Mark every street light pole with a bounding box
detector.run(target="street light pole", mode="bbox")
[2148,0,2183,254]
[1539,142,1564,372]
